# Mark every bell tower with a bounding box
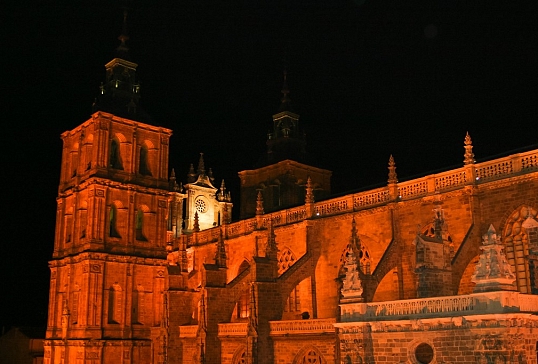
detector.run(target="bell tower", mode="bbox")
[45,12,184,364]
[238,72,332,218]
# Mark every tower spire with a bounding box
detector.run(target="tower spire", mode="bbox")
[265,70,307,164]
[116,8,130,59]
[279,70,292,112]
[197,153,206,176]
[92,8,148,121]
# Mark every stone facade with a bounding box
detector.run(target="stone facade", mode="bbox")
[45,33,538,364]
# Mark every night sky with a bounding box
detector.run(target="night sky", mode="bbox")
[2,1,536,330]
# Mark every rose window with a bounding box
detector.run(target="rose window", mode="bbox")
[195,198,207,213]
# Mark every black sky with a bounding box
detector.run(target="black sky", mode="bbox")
[1,0,536,329]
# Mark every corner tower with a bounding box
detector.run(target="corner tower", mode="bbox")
[238,72,332,218]
[45,15,183,364]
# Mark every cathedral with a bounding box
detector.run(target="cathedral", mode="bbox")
[44,23,538,364]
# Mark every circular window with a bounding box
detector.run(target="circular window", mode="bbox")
[415,343,434,364]
[195,198,207,213]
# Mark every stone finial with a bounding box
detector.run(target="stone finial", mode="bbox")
[222,204,229,225]
[193,212,200,232]
[256,191,264,215]
[305,176,315,204]
[388,155,398,184]
[169,168,181,191]
[248,284,258,335]
[471,225,516,292]
[266,220,278,260]
[215,229,227,268]
[197,153,206,176]
[463,132,475,165]
[187,163,196,183]
[217,179,227,201]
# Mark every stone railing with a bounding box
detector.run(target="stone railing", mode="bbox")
[314,197,353,217]
[353,187,391,209]
[269,318,336,336]
[434,169,468,190]
[178,325,198,338]
[184,149,538,243]
[473,150,538,181]
[285,206,307,224]
[217,322,249,337]
[340,291,538,322]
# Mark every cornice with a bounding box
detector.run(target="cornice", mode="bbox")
[49,252,167,268]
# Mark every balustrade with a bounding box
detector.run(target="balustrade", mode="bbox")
[340,291,538,322]
[217,322,248,337]
[183,150,538,240]
[269,318,336,335]
[178,325,198,338]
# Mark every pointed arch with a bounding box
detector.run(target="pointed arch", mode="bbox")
[502,205,537,293]
[232,345,247,364]
[372,267,401,302]
[338,242,372,276]
[293,346,325,364]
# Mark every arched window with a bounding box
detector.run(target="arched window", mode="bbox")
[132,284,145,324]
[109,205,121,238]
[138,145,152,176]
[135,210,147,241]
[109,139,123,170]
[232,347,247,364]
[503,206,536,293]
[284,286,301,313]
[235,290,250,319]
[108,283,123,324]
